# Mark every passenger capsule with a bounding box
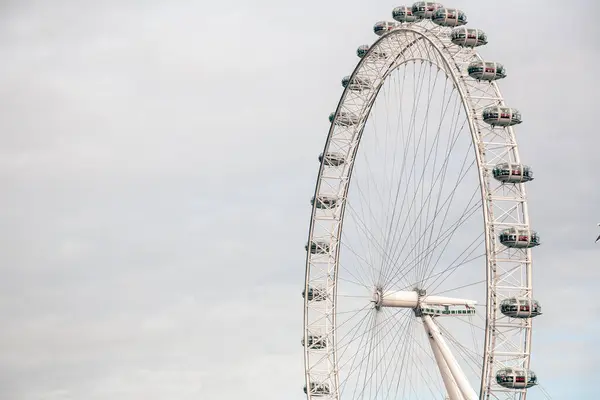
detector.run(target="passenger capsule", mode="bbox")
[482,106,522,127]
[329,111,360,127]
[302,286,327,302]
[341,75,372,91]
[302,335,327,349]
[412,2,444,19]
[467,61,506,81]
[306,241,330,254]
[496,368,537,389]
[311,195,339,210]
[432,8,467,27]
[304,382,330,396]
[499,227,540,249]
[500,297,542,318]
[374,20,401,36]
[392,6,417,23]
[492,163,533,184]
[319,152,346,167]
[357,45,370,58]
[451,27,487,47]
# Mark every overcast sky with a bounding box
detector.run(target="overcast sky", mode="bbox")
[0,0,598,399]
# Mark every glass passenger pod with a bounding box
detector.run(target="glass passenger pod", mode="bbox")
[432,8,467,27]
[411,2,444,19]
[492,162,533,183]
[499,227,540,249]
[306,241,330,254]
[302,286,327,302]
[341,75,372,91]
[304,382,331,396]
[467,61,507,81]
[357,44,369,58]
[500,297,542,318]
[373,20,401,36]
[329,111,360,127]
[311,195,339,210]
[450,27,487,47]
[392,6,417,23]
[319,152,346,167]
[482,106,522,127]
[301,334,327,349]
[496,368,538,389]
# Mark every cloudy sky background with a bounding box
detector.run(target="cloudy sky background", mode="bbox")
[0,0,598,398]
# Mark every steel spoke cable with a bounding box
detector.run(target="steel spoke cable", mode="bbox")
[380,114,473,286]
[353,309,413,399]
[378,63,443,281]
[383,196,482,291]
[370,308,415,399]
[382,201,482,293]
[380,83,462,277]
[418,140,480,285]
[378,59,431,282]
[342,306,408,388]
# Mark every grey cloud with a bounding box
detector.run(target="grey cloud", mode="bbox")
[0,0,597,399]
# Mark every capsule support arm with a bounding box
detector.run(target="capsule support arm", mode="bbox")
[422,315,477,400]
[426,330,465,400]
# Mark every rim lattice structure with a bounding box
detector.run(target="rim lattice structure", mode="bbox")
[303,7,541,400]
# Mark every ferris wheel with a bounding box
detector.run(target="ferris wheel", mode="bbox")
[302,3,548,400]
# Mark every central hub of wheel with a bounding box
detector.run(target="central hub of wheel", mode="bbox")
[372,288,383,310]
[373,288,426,311]
[415,287,427,304]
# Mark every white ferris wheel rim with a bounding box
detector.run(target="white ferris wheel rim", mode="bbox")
[303,14,539,400]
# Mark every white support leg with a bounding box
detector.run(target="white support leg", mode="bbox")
[426,332,464,400]
[422,315,478,400]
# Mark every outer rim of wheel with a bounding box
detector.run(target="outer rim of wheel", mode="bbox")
[303,20,535,400]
